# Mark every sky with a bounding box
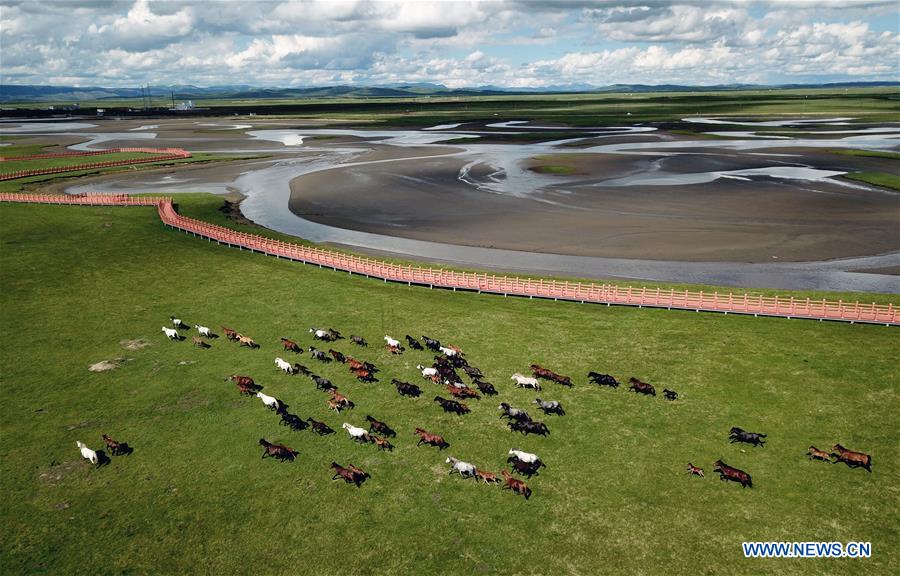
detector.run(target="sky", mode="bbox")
[1,0,898,88]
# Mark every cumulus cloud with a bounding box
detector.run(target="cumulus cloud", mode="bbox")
[0,0,897,88]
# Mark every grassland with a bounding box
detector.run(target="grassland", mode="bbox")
[1,199,897,576]
[5,86,899,125]
[843,172,900,191]
[0,154,260,195]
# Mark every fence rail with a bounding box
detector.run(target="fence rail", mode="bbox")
[0,148,192,181]
[1,192,896,325]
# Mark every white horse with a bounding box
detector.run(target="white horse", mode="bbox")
[162,327,179,340]
[509,449,543,466]
[511,373,541,390]
[439,346,458,357]
[342,423,369,442]
[275,357,294,374]
[417,365,438,379]
[169,316,185,329]
[256,392,280,410]
[76,441,98,465]
[446,456,476,478]
[384,335,401,348]
[309,328,329,340]
[194,324,212,337]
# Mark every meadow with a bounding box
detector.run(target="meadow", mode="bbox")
[1,198,897,575]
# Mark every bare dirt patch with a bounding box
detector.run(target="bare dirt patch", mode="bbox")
[120,339,150,351]
[38,461,84,487]
[88,357,131,372]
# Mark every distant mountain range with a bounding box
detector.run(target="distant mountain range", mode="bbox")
[0,81,897,104]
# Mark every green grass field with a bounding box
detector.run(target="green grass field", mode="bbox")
[1,200,897,575]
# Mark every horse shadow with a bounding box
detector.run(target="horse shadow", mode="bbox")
[96,450,112,467]
[113,443,134,457]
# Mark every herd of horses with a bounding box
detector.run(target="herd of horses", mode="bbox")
[78,315,875,500]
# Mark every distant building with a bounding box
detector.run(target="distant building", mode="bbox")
[171,100,194,111]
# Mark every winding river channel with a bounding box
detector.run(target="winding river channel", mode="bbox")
[3,117,899,292]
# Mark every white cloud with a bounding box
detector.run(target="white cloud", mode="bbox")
[0,0,897,88]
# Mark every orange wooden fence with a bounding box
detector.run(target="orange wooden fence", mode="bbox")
[0,148,191,180]
[1,192,896,326]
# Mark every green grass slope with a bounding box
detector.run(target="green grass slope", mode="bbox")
[1,203,897,575]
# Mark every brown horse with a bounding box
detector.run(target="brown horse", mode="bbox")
[686,463,705,478]
[831,444,872,471]
[328,349,346,363]
[306,418,334,435]
[475,470,501,484]
[530,364,572,386]
[280,337,302,353]
[713,460,752,488]
[102,434,131,456]
[227,374,255,387]
[222,326,238,341]
[331,462,368,487]
[807,446,832,463]
[259,439,297,462]
[414,427,449,450]
[371,435,394,452]
[238,334,259,349]
[192,336,211,349]
[446,384,480,400]
[628,377,656,396]
[501,470,532,499]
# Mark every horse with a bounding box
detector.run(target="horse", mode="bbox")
[663,389,678,401]
[628,377,656,396]
[588,372,619,388]
[500,470,531,500]
[221,326,239,341]
[530,364,572,386]
[393,379,422,398]
[331,462,369,487]
[384,335,401,349]
[729,427,767,447]
[434,396,470,415]
[256,392,280,411]
[366,415,396,437]
[713,460,752,488]
[192,336,210,348]
[311,375,335,392]
[169,316,186,330]
[511,373,541,390]
[508,420,549,436]
[686,463,705,478]
[342,423,370,442]
[101,434,131,456]
[350,335,368,347]
[508,449,544,467]
[237,334,259,349]
[475,469,501,484]
[226,374,255,388]
[831,444,872,471]
[421,335,441,351]
[280,337,302,354]
[446,456,477,478]
[161,327,180,340]
[275,357,294,374]
[259,439,297,462]
[807,446,832,463]
[309,328,333,341]
[414,427,449,450]
[474,379,497,396]
[446,384,480,400]
[462,365,484,379]
[498,403,531,423]
[533,398,564,415]
[371,435,394,452]
[328,349,346,363]
[306,418,334,435]
[194,325,213,337]
[76,441,98,465]
[405,335,424,350]
[308,347,330,362]
[509,458,541,478]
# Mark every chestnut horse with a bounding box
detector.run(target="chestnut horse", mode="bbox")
[831,444,872,471]
[713,460,752,488]
[501,470,532,500]
[414,427,449,449]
